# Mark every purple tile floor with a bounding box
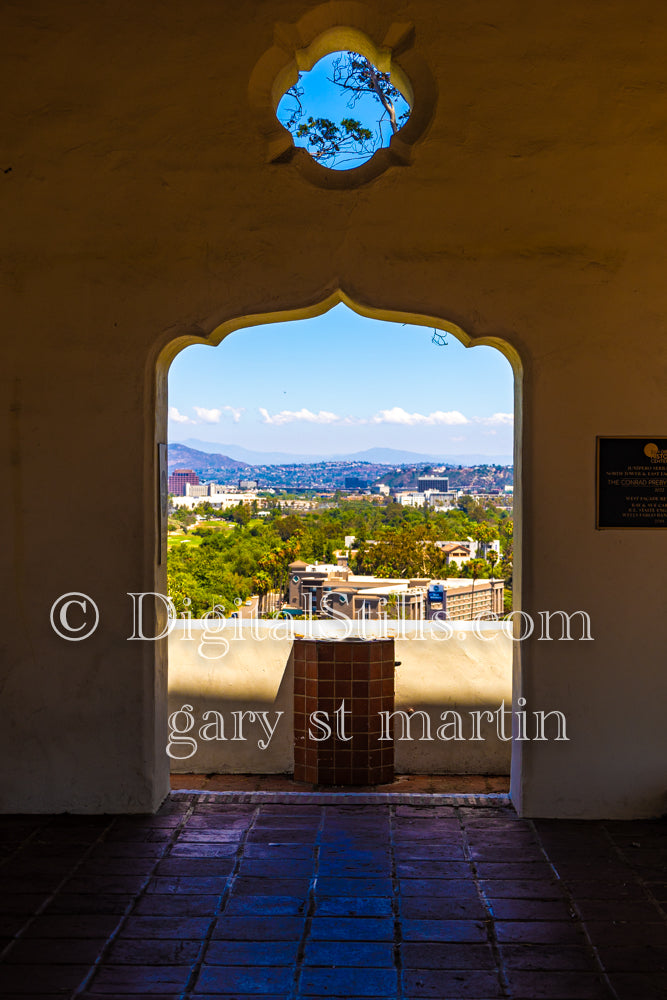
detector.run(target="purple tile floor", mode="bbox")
[0,793,665,999]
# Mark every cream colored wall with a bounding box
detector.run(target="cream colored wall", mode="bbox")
[167,624,512,775]
[393,629,512,775]
[2,0,667,815]
[168,630,296,774]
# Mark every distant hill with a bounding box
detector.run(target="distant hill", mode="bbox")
[177,438,512,467]
[378,464,513,492]
[168,443,249,475]
[179,439,323,464]
[335,447,514,466]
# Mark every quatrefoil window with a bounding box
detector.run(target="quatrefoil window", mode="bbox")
[276,49,411,170]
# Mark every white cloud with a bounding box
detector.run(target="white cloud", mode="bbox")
[370,407,469,427]
[192,405,244,424]
[193,406,222,423]
[224,405,244,423]
[259,407,340,426]
[169,406,195,424]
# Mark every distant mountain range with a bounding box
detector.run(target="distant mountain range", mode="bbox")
[173,438,512,467]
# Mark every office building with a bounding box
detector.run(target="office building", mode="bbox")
[168,468,200,495]
[418,476,450,492]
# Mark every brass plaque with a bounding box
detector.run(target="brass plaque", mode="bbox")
[596,437,667,529]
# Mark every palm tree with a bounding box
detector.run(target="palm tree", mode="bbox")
[252,570,272,616]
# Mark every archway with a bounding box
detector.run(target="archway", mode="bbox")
[157,293,523,796]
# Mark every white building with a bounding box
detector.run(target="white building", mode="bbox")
[394,491,426,508]
[395,489,458,509]
[171,491,261,510]
[184,481,236,497]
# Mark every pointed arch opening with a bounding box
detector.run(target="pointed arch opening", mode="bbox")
[155,293,523,796]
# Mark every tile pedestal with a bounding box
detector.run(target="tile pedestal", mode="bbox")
[293,638,395,785]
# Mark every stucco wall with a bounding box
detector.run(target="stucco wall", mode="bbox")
[2,0,667,815]
[167,622,513,775]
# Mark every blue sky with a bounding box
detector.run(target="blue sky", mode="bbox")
[276,50,411,169]
[168,305,514,458]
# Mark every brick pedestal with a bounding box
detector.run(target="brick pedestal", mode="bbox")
[293,638,395,785]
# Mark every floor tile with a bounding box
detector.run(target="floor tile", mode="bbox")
[3,937,106,964]
[303,940,394,967]
[223,894,307,916]
[401,941,496,969]
[195,964,294,993]
[494,919,586,944]
[505,970,611,998]
[212,916,306,940]
[314,895,392,916]
[500,944,600,970]
[401,919,487,942]
[400,897,487,920]
[402,967,504,998]
[104,937,201,964]
[0,964,91,992]
[87,963,194,993]
[309,917,394,941]
[204,940,299,966]
[298,966,398,996]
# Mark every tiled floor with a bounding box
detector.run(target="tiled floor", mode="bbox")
[0,793,665,999]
